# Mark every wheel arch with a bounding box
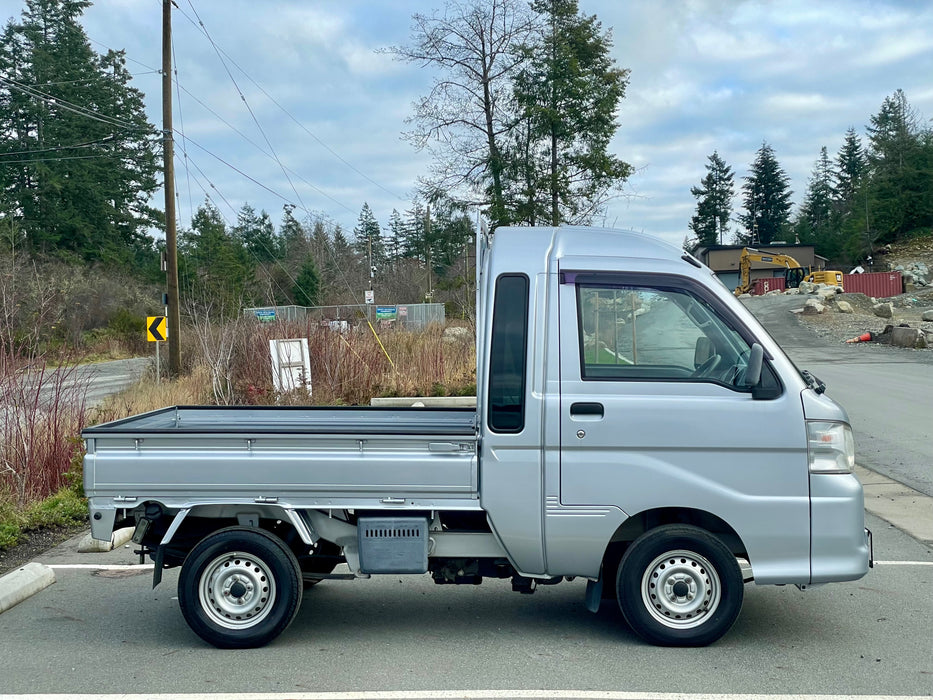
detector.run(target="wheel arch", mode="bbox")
[602,507,748,576]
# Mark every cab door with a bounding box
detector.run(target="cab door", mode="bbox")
[553,270,811,584]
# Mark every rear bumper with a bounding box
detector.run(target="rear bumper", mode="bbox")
[810,473,872,583]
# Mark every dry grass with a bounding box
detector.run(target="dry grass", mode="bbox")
[230,321,475,406]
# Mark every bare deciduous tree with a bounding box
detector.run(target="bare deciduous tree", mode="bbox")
[384,0,536,227]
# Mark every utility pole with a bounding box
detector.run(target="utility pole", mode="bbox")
[162,0,181,375]
[367,233,373,324]
[424,206,433,302]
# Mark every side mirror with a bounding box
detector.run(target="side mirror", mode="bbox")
[744,343,763,389]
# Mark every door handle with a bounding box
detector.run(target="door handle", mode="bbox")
[570,402,604,418]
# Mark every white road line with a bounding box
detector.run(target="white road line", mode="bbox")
[3,692,931,700]
[44,564,153,570]
[872,560,933,566]
[42,561,933,570]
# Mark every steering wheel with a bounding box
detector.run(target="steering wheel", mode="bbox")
[691,353,722,378]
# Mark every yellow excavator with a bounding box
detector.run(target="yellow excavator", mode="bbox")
[734,247,844,295]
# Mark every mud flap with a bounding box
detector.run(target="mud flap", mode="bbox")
[585,575,603,613]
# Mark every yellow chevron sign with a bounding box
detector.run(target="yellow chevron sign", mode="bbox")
[147,316,167,342]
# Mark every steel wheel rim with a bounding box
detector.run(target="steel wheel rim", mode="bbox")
[198,551,276,629]
[641,549,721,629]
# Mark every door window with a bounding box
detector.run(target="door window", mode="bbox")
[577,284,757,389]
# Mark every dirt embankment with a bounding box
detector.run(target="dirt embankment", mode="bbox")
[788,237,933,347]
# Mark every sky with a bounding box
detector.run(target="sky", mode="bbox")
[37,0,933,248]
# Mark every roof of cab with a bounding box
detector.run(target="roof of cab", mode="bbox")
[490,226,686,268]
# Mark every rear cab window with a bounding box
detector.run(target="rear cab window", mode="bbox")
[488,274,530,432]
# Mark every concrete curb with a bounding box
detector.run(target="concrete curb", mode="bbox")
[856,465,933,544]
[76,526,135,553]
[0,562,55,615]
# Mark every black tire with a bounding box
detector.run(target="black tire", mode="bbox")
[178,527,303,649]
[616,525,743,647]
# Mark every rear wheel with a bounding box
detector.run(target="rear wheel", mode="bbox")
[178,527,302,649]
[616,525,743,647]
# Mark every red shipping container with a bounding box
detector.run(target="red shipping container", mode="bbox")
[842,271,903,298]
[752,277,787,295]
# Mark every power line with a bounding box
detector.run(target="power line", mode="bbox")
[183,0,310,219]
[172,82,358,215]
[171,1,404,204]
[0,76,150,132]
[0,153,136,165]
[0,136,116,158]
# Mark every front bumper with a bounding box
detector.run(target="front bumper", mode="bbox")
[810,473,872,583]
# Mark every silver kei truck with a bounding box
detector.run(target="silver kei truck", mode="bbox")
[82,226,872,649]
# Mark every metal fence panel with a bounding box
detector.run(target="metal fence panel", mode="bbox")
[397,303,445,330]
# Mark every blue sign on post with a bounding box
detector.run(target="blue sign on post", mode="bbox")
[376,306,397,320]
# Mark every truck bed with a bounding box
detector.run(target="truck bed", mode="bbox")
[83,406,480,509]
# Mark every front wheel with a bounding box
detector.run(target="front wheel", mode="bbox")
[178,528,303,648]
[616,525,743,647]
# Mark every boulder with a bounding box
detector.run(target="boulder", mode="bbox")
[817,286,839,301]
[784,288,801,295]
[872,302,894,319]
[802,299,825,315]
[835,300,854,314]
[922,310,933,322]
[442,326,472,344]
[890,326,928,349]
[798,281,817,295]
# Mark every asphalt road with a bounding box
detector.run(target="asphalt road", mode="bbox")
[1,312,932,698]
[745,295,933,497]
[0,513,930,698]
[76,357,151,408]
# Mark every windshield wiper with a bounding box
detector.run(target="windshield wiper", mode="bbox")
[801,370,826,394]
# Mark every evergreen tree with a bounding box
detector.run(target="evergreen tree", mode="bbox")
[0,0,159,263]
[738,142,793,245]
[352,202,386,274]
[864,89,933,243]
[509,0,631,225]
[833,127,865,214]
[384,208,405,269]
[232,204,279,263]
[402,202,428,262]
[179,201,253,312]
[293,256,321,307]
[795,146,844,260]
[688,151,734,246]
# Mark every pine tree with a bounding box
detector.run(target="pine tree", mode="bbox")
[179,201,253,312]
[352,202,386,274]
[795,146,844,260]
[688,151,734,246]
[232,204,279,263]
[738,142,793,245]
[293,256,321,307]
[509,0,631,225]
[0,0,159,264]
[864,89,932,243]
[833,127,865,213]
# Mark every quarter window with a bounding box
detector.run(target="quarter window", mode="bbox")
[488,274,529,432]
